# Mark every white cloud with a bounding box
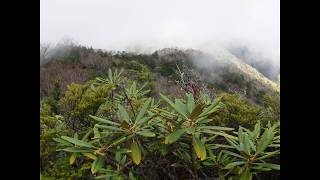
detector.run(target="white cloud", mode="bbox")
[40,0,279,58]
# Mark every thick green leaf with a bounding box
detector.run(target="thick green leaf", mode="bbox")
[93,127,101,139]
[192,136,207,160]
[160,94,187,118]
[222,150,246,160]
[238,127,244,144]
[108,69,113,82]
[200,126,234,131]
[95,124,124,131]
[89,115,120,126]
[212,144,234,149]
[251,121,261,140]
[224,161,246,169]
[253,163,280,170]
[190,104,205,120]
[69,153,77,165]
[120,155,127,165]
[58,147,93,153]
[256,150,280,160]
[206,131,238,140]
[135,98,152,122]
[81,129,93,141]
[256,128,274,155]
[129,171,137,180]
[268,144,280,148]
[118,104,131,124]
[242,133,251,155]
[200,97,222,116]
[225,138,241,151]
[61,136,95,148]
[136,130,156,137]
[251,166,272,171]
[174,99,188,117]
[110,136,127,147]
[115,151,121,162]
[204,103,222,116]
[74,133,78,139]
[136,117,149,126]
[248,136,256,152]
[160,93,176,110]
[186,93,195,114]
[95,174,117,179]
[53,138,72,146]
[82,153,97,160]
[116,148,131,154]
[131,142,141,165]
[240,168,252,180]
[185,127,195,134]
[91,156,105,174]
[165,129,186,144]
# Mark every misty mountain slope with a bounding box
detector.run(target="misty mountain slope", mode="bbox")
[41,45,279,104]
[227,44,280,80]
[156,48,279,94]
[215,49,280,92]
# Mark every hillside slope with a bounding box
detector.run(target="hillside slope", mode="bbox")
[40,45,279,104]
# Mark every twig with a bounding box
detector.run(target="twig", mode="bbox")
[122,87,136,118]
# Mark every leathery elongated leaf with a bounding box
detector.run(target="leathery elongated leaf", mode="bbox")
[108,69,113,82]
[192,136,207,160]
[89,115,120,126]
[256,150,280,160]
[53,138,72,146]
[131,142,141,165]
[136,130,156,137]
[256,128,274,155]
[93,127,101,139]
[82,153,97,160]
[222,150,246,160]
[69,153,77,165]
[242,133,251,155]
[253,163,280,170]
[91,156,105,174]
[136,117,149,126]
[160,94,187,118]
[110,136,127,147]
[61,136,95,148]
[200,126,234,131]
[174,99,188,117]
[199,97,222,117]
[251,120,261,140]
[58,147,93,153]
[160,93,176,109]
[238,127,244,143]
[186,93,195,114]
[165,129,186,144]
[190,104,205,120]
[81,129,93,141]
[135,98,152,122]
[224,161,246,169]
[95,124,123,131]
[205,131,238,140]
[118,104,131,124]
[240,168,252,180]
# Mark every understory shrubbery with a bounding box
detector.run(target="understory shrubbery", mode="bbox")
[40,68,280,180]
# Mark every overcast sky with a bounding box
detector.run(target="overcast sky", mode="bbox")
[40,0,279,57]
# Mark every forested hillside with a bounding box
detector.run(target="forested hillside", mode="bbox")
[40,43,280,180]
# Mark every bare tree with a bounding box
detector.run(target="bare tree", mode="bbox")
[40,43,51,64]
